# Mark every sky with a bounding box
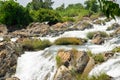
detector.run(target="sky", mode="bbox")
[17,0,120,9]
[17,0,85,8]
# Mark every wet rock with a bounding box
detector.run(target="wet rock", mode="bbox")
[93,20,106,25]
[91,32,104,44]
[0,41,24,79]
[107,23,120,31]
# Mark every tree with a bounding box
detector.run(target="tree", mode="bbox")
[85,0,99,13]
[0,0,32,30]
[98,0,120,18]
[26,0,54,10]
[56,4,65,11]
[30,8,62,25]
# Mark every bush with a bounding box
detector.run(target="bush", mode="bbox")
[93,54,104,64]
[87,31,108,39]
[54,37,84,45]
[0,0,32,30]
[56,55,63,68]
[112,47,120,53]
[21,38,51,51]
[30,8,62,25]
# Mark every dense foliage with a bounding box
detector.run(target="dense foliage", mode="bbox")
[27,0,54,10]
[30,9,62,25]
[0,0,32,30]
[98,0,120,18]
[85,0,99,13]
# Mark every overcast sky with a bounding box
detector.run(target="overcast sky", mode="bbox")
[17,0,120,9]
[17,0,85,8]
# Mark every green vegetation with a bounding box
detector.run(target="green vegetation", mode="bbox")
[112,47,120,53]
[93,54,104,64]
[71,68,110,80]
[27,0,54,10]
[56,55,63,67]
[87,31,108,39]
[54,37,84,45]
[84,0,99,13]
[30,9,62,25]
[87,50,104,64]
[0,0,32,30]
[98,0,120,19]
[21,38,51,51]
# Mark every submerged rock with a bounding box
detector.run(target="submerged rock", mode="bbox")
[6,77,20,80]
[0,41,24,79]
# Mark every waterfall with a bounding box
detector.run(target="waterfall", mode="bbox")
[15,17,120,80]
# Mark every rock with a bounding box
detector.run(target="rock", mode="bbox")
[91,32,104,44]
[54,50,92,80]
[0,24,8,36]
[93,20,105,25]
[74,21,93,30]
[11,22,50,37]
[110,27,120,37]
[107,23,120,31]
[0,41,24,79]
[82,57,95,76]
[54,65,73,80]
[51,22,73,31]
[6,77,20,80]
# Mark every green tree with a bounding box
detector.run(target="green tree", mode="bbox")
[56,4,65,11]
[98,0,120,18]
[85,0,99,13]
[0,0,32,30]
[30,8,62,25]
[26,0,54,10]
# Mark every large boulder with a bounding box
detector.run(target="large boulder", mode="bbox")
[91,32,104,44]
[0,41,24,79]
[74,21,93,30]
[54,50,94,80]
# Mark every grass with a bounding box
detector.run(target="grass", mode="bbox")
[87,31,108,39]
[112,47,120,53]
[93,54,105,64]
[56,55,63,68]
[21,38,51,51]
[86,50,105,64]
[54,37,84,45]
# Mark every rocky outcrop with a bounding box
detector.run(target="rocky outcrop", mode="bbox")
[93,20,105,25]
[91,32,105,44]
[74,21,93,30]
[110,27,120,37]
[107,23,120,31]
[11,22,50,37]
[54,50,95,80]
[0,24,8,36]
[0,41,24,79]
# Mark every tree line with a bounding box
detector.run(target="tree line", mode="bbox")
[0,0,119,31]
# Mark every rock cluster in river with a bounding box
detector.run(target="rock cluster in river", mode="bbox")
[0,41,24,80]
[54,50,95,80]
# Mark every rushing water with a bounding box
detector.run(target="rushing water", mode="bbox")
[15,18,120,80]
